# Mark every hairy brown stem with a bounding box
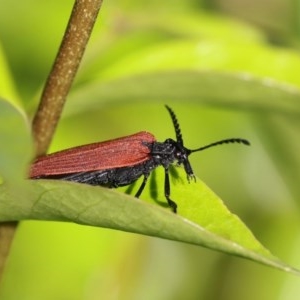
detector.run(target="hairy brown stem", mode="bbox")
[0,222,17,284]
[0,0,103,285]
[33,0,104,156]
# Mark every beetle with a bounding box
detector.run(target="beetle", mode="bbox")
[30,105,250,213]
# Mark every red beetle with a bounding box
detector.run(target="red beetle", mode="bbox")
[30,106,250,213]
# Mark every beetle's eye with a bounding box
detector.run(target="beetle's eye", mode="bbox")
[175,151,185,164]
[175,151,181,159]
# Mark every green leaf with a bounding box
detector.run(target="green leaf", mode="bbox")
[80,15,265,83]
[0,43,21,107]
[0,99,32,184]
[81,37,300,87]
[0,168,299,275]
[67,71,300,118]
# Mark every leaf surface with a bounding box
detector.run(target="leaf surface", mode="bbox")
[0,172,299,275]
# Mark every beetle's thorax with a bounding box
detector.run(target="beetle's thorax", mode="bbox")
[149,139,195,180]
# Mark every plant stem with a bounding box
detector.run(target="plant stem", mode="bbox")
[0,222,17,284]
[33,0,104,156]
[0,0,104,285]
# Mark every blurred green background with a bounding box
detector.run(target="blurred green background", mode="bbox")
[1,0,300,299]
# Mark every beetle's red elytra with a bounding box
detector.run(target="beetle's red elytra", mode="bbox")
[30,131,155,178]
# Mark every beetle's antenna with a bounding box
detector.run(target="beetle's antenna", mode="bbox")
[190,138,250,153]
[165,105,184,145]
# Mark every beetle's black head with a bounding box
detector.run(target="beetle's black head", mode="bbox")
[165,105,250,181]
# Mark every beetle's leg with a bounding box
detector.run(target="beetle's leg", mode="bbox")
[164,167,177,213]
[135,173,149,198]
